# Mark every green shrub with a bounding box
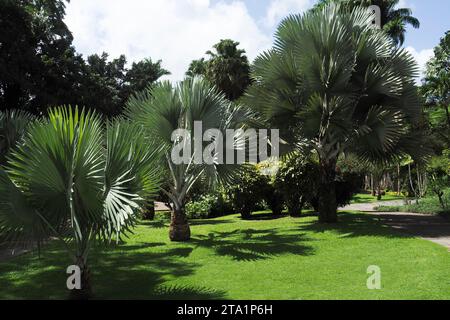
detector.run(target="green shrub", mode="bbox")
[228,166,270,219]
[186,195,217,219]
[264,183,285,215]
[375,189,450,215]
[275,156,319,216]
[185,191,235,220]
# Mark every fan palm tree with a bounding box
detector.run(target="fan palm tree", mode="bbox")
[0,106,161,298]
[126,78,244,241]
[243,4,428,223]
[316,0,420,46]
[0,110,35,164]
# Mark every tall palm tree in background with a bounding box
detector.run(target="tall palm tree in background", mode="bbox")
[316,0,420,45]
[205,39,252,101]
[244,4,428,223]
[0,107,161,298]
[187,40,252,101]
[127,78,244,241]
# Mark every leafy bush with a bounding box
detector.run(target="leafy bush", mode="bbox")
[185,191,235,220]
[264,183,285,216]
[275,155,319,216]
[228,166,270,219]
[186,196,216,219]
[375,189,450,216]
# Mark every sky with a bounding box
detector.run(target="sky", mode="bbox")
[64,0,450,82]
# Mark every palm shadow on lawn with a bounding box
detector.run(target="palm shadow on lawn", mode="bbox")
[0,243,226,300]
[297,212,415,239]
[189,228,315,262]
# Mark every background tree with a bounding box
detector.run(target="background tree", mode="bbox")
[0,0,169,117]
[421,31,450,149]
[244,4,428,223]
[0,110,34,164]
[315,0,420,46]
[0,107,161,299]
[187,40,252,101]
[125,59,170,95]
[186,58,207,78]
[0,0,79,113]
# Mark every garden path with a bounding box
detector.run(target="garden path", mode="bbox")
[342,201,450,251]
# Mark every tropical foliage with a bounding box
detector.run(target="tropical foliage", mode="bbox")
[0,0,169,116]
[187,39,252,101]
[316,0,420,45]
[0,107,161,298]
[0,110,34,164]
[126,78,244,241]
[243,3,428,222]
[422,31,450,149]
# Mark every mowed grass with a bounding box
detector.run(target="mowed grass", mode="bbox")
[351,193,405,204]
[0,212,449,300]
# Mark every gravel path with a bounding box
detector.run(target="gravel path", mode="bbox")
[342,201,450,251]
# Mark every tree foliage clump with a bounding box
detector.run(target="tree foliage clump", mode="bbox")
[0,0,170,117]
[244,3,427,222]
[0,107,161,298]
[186,39,251,101]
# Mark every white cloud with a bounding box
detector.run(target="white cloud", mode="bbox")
[65,0,272,82]
[405,46,434,82]
[264,0,313,28]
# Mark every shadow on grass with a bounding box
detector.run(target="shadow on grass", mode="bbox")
[297,212,414,239]
[190,228,314,262]
[0,243,225,300]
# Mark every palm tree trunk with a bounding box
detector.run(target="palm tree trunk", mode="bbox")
[169,208,191,241]
[69,255,92,300]
[318,160,338,223]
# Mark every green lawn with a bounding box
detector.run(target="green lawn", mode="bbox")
[0,212,449,300]
[351,193,405,204]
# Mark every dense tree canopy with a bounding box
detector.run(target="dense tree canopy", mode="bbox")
[186,40,251,101]
[0,0,169,117]
[315,0,420,46]
[421,31,450,150]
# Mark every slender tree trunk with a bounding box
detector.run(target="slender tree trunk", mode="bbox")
[397,164,401,196]
[69,256,92,300]
[318,160,338,223]
[169,208,191,242]
[371,174,376,196]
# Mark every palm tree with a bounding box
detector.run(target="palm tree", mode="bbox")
[126,78,244,241]
[186,58,207,78]
[0,110,34,164]
[315,0,420,45]
[0,107,161,298]
[243,4,428,223]
[205,39,252,101]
